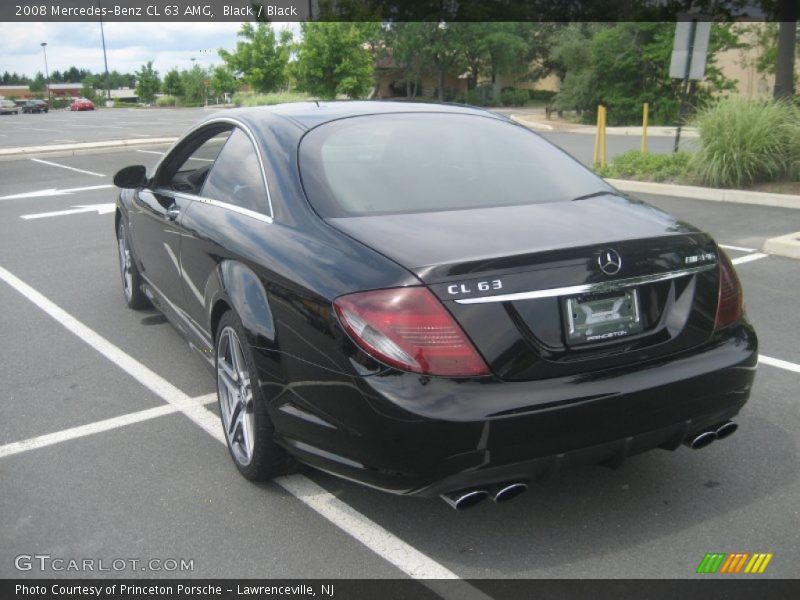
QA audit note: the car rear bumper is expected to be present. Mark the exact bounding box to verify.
[270,321,757,498]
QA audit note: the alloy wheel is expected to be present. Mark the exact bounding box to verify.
[217,327,256,465]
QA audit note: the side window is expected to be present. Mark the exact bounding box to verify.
[201,128,269,215]
[165,130,231,195]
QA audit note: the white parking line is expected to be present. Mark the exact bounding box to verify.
[732,253,768,265]
[0,395,216,459]
[0,264,476,587]
[719,244,756,253]
[760,354,800,374]
[30,158,105,178]
[136,149,166,155]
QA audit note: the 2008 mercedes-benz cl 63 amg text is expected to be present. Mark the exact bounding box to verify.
[113,102,757,510]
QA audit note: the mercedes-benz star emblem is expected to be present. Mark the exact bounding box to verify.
[598,248,622,275]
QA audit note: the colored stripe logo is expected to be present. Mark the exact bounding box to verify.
[697,552,773,574]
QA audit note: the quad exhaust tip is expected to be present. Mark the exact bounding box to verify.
[685,420,737,450]
[441,489,489,511]
[491,482,528,503]
[715,420,738,440]
[441,482,528,510]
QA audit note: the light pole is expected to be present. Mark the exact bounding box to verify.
[100,16,111,103]
[40,42,50,104]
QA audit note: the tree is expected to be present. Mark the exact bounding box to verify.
[219,23,292,93]
[293,22,379,99]
[209,65,238,100]
[80,81,98,103]
[135,61,160,103]
[551,23,742,125]
[387,22,430,97]
[162,68,183,97]
[29,72,45,93]
[181,65,206,104]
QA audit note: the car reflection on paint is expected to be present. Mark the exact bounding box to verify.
[111,102,757,510]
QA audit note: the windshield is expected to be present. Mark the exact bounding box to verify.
[298,112,611,218]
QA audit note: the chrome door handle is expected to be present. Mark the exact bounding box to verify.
[166,207,180,221]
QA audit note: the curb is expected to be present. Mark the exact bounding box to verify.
[607,178,800,210]
[512,115,699,137]
[0,137,178,158]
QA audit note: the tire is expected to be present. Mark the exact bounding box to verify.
[215,310,295,481]
[116,220,149,309]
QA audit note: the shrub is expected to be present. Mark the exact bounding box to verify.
[155,95,177,107]
[232,91,313,107]
[499,88,530,107]
[690,96,800,188]
[529,89,557,103]
[595,150,694,183]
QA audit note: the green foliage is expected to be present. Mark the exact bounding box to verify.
[155,95,178,107]
[50,97,70,109]
[552,23,741,125]
[29,73,45,93]
[690,96,800,187]
[181,65,207,104]
[293,22,378,99]
[80,82,98,103]
[209,65,239,99]
[219,23,292,93]
[162,69,183,97]
[231,91,313,107]
[135,61,160,103]
[499,88,530,106]
[595,150,694,182]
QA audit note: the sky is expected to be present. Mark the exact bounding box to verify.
[0,22,298,79]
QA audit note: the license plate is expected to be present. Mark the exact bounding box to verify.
[564,289,642,344]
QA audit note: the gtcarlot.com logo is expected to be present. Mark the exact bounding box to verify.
[14,554,194,573]
[696,552,774,574]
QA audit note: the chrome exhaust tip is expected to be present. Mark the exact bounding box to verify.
[715,420,738,440]
[441,489,489,511]
[686,429,717,450]
[491,482,528,503]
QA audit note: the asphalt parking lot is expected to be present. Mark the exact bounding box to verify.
[0,110,799,583]
[0,107,207,148]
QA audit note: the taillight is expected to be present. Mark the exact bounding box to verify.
[714,250,743,329]
[334,287,490,377]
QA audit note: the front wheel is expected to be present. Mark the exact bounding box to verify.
[215,311,294,481]
[116,220,149,309]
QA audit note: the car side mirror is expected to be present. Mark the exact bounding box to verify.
[113,165,148,189]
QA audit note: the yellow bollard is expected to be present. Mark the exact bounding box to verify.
[593,105,601,165]
[641,102,649,155]
[593,105,608,167]
[599,106,607,167]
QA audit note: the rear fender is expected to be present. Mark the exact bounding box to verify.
[209,260,275,346]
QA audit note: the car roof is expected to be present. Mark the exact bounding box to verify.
[203,100,508,134]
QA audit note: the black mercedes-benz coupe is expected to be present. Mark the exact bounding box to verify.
[113,102,757,509]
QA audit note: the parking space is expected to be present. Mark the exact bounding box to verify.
[1,131,799,582]
[0,108,206,149]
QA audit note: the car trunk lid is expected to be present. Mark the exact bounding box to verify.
[327,196,720,380]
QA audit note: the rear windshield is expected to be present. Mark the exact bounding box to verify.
[298,112,610,217]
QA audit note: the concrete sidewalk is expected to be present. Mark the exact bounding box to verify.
[512,114,699,137]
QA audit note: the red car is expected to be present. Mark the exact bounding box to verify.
[70,98,95,111]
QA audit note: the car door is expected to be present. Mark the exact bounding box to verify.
[178,126,273,332]
[130,127,232,313]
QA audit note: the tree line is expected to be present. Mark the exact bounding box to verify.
[8,22,793,124]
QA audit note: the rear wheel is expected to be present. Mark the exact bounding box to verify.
[215,311,294,481]
[116,220,149,309]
